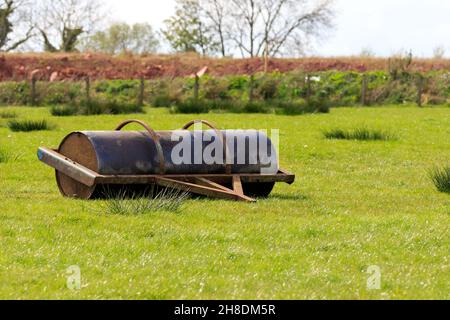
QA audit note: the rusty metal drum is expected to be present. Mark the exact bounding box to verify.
[55,120,279,199]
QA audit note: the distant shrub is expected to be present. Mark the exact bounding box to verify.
[82,99,144,115]
[173,99,210,114]
[276,98,330,115]
[0,111,17,119]
[50,105,78,117]
[0,82,30,105]
[203,77,230,100]
[323,128,396,141]
[430,166,450,194]
[41,82,82,105]
[151,94,179,108]
[243,101,271,114]
[52,99,144,116]
[257,76,279,100]
[8,120,54,132]
[95,80,138,95]
[388,51,413,80]
[228,76,248,90]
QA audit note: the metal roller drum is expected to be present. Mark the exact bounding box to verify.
[55,128,279,199]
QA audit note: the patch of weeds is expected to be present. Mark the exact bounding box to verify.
[0,111,17,119]
[50,105,78,117]
[323,128,396,141]
[51,99,144,116]
[276,98,330,115]
[7,120,54,132]
[430,165,450,194]
[243,101,271,114]
[100,187,190,215]
[0,146,20,163]
[173,99,210,114]
[82,99,144,115]
[151,94,179,108]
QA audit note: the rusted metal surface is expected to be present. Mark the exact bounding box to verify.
[115,119,166,174]
[59,130,277,176]
[37,119,295,201]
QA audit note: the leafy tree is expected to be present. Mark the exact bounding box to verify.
[162,0,218,56]
[85,22,159,55]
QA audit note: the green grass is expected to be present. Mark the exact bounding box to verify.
[323,128,396,141]
[7,119,54,132]
[430,166,450,194]
[0,105,449,300]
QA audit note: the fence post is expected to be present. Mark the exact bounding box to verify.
[361,74,368,106]
[194,75,200,100]
[305,74,312,101]
[85,76,91,102]
[30,77,37,106]
[416,75,424,107]
[138,76,145,107]
[249,74,255,103]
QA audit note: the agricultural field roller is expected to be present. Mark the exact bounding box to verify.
[37,119,295,202]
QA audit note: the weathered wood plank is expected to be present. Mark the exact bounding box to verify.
[37,147,98,187]
[155,177,255,202]
[232,175,244,195]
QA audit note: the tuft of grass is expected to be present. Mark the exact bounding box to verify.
[0,111,17,119]
[0,146,20,163]
[100,187,190,215]
[50,105,78,117]
[430,165,450,194]
[7,119,54,132]
[323,128,396,141]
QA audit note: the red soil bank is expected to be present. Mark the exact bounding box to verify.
[1,53,449,81]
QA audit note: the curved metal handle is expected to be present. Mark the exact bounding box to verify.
[182,120,232,174]
[115,120,166,174]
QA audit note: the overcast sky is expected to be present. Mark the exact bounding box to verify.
[108,0,450,57]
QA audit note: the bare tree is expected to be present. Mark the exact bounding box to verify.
[229,0,261,58]
[201,0,229,57]
[35,0,105,52]
[229,0,334,58]
[0,0,34,51]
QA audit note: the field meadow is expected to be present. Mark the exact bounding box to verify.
[0,105,449,300]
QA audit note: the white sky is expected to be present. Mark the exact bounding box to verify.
[108,0,450,57]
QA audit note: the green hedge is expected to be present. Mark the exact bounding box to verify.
[0,71,448,112]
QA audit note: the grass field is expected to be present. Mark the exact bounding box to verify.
[0,105,449,300]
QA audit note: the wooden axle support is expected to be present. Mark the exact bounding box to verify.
[38,147,295,202]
